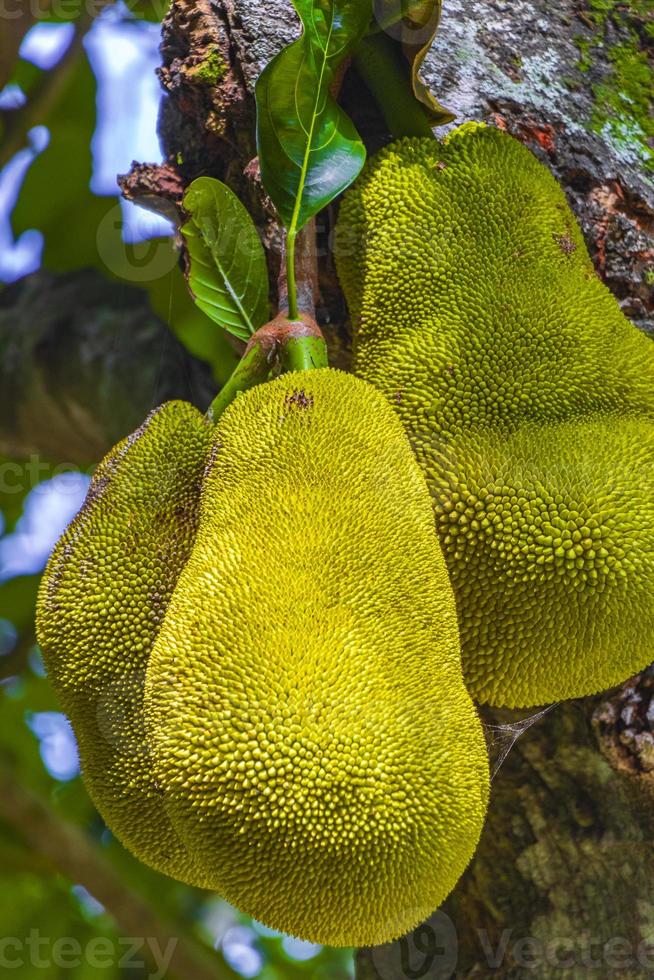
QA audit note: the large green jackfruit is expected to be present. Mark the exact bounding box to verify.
[36,402,214,884]
[145,369,488,947]
[336,124,654,707]
[37,369,489,947]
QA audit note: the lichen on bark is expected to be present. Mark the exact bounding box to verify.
[421,0,654,333]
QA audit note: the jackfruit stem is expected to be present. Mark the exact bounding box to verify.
[206,314,328,420]
[279,334,329,373]
[353,32,436,139]
[206,340,272,421]
[268,312,328,375]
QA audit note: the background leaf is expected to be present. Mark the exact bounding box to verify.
[373,0,454,124]
[256,0,372,233]
[0,575,41,633]
[181,177,270,342]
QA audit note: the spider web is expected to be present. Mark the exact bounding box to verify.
[483,704,558,779]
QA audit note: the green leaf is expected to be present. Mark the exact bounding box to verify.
[146,256,239,385]
[10,53,238,381]
[181,177,270,342]
[373,0,454,124]
[255,0,372,233]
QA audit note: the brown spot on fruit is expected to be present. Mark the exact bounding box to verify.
[285,389,314,410]
[554,233,577,256]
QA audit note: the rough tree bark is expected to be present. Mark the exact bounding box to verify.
[3,0,653,976]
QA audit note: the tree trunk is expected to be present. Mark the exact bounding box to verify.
[358,682,654,978]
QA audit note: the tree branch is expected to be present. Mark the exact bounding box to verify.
[0,269,216,464]
[0,756,239,980]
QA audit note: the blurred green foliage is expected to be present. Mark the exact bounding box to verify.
[7,9,236,385]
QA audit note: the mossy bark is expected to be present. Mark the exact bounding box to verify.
[355,688,654,978]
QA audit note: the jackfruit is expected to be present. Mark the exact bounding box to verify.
[335,124,654,707]
[37,369,489,947]
[145,369,488,947]
[36,401,214,884]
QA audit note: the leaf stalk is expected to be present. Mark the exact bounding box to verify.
[286,229,299,321]
[353,31,436,139]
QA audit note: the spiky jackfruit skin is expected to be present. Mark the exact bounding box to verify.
[36,402,214,884]
[145,369,489,947]
[335,124,654,707]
